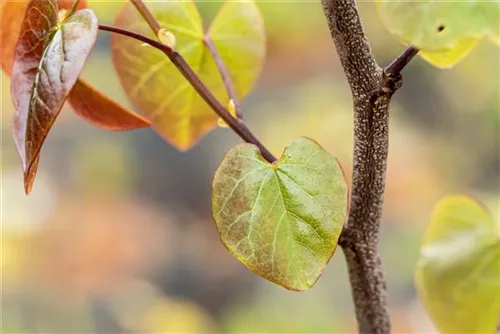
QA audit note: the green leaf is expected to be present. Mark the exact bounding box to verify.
[415,196,500,333]
[377,1,500,68]
[212,137,348,291]
[11,0,98,194]
[111,0,265,150]
[418,37,478,69]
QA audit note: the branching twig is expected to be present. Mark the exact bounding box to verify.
[98,25,275,163]
[203,36,243,120]
[122,0,274,161]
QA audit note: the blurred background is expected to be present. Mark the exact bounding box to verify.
[1,1,499,333]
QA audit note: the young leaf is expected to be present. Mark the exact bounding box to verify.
[0,0,87,75]
[415,196,500,333]
[1,0,148,133]
[68,79,150,130]
[212,137,348,291]
[111,0,265,150]
[10,0,98,194]
[377,1,500,68]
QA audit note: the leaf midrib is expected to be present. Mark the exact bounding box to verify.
[26,26,60,165]
[269,167,322,285]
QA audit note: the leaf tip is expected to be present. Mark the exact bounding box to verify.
[24,179,34,196]
[23,157,40,196]
[58,9,69,23]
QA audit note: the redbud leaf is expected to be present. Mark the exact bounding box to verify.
[1,0,149,135]
[377,1,500,68]
[416,196,500,333]
[68,79,150,130]
[212,137,348,291]
[10,0,98,194]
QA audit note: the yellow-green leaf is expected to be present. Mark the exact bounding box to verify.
[111,0,265,150]
[212,137,348,291]
[419,37,478,69]
[377,1,500,68]
[416,196,500,333]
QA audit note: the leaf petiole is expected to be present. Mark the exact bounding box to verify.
[203,35,243,121]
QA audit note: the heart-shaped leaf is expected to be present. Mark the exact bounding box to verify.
[11,0,98,194]
[111,0,265,150]
[377,1,500,68]
[1,0,149,135]
[416,196,500,333]
[212,137,348,291]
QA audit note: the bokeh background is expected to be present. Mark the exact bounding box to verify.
[1,1,499,333]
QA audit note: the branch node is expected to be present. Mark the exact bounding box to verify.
[380,70,403,96]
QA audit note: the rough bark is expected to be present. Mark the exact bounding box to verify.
[321,1,404,333]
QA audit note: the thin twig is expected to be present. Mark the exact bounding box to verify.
[385,45,419,77]
[130,0,161,34]
[98,24,276,163]
[68,0,82,15]
[203,36,243,120]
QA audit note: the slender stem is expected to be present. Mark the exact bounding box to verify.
[98,24,276,163]
[69,0,82,15]
[385,45,419,77]
[130,0,161,34]
[203,36,243,120]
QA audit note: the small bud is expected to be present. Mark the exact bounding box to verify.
[218,99,237,128]
[158,28,176,49]
[58,9,69,23]
[141,43,151,47]
[228,99,237,118]
[217,118,229,128]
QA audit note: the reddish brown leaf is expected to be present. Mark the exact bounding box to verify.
[68,79,150,130]
[0,0,86,75]
[11,0,98,194]
[1,0,149,137]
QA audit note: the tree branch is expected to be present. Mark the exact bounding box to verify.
[385,45,419,78]
[321,1,400,333]
[322,1,381,95]
[99,24,275,163]
[203,36,243,120]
